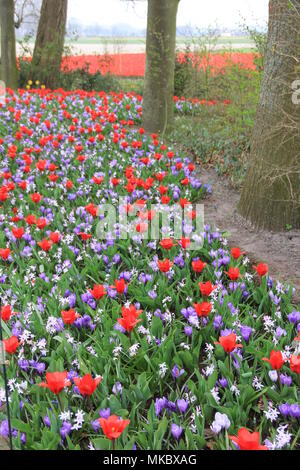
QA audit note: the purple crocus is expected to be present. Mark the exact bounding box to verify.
[171,365,185,380]
[99,407,111,419]
[240,325,253,342]
[177,399,189,414]
[171,423,183,440]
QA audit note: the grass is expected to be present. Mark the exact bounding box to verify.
[117,61,262,190]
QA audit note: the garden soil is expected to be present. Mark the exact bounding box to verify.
[200,167,300,304]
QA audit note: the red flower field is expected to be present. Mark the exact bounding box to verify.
[61,52,258,77]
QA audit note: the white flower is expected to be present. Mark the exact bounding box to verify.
[158,362,168,378]
[60,410,72,422]
[72,409,85,430]
[244,272,253,282]
[203,364,215,377]
[230,383,240,396]
[210,386,220,403]
[274,424,292,449]
[252,376,264,391]
[129,343,140,357]
[264,403,280,422]
[113,346,123,357]
[87,346,97,356]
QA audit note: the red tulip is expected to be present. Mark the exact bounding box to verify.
[136,222,148,233]
[61,309,80,325]
[229,428,269,451]
[117,305,143,332]
[187,210,196,220]
[0,248,11,260]
[193,302,212,317]
[99,415,130,441]
[231,247,245,259]
[158,259,173,273]
[215,332,242,353]
[160,238,174,250]
[49,232,61,244]
[192,260,207,273]
[38,239,52,252]
[74,374,102,396]
[179,198,189,209]
[113,278,126,294]
[121,305,142,319]
[199,281,215,297]
[36,160,47,171]
[30,193,42,203]
[92,176,104,185]
[161,195,170,204]
[253,262,268,277]
[36,218,47,230]
[117,313,141,332]
[86,203,98,218]
[290,354,300,374]
[39,371,71,395]
[25,214,36,225]
[12,227,24,239]
[111,177,121,186]
[179,237,190,249]
[147,209,155,221]
[1,305,12,322]
[3,336,21,354]
[78,232,92,241]
[158,185,168,195]
[89,284,106,300]
[262,350,284,370]
[225,266,240,281]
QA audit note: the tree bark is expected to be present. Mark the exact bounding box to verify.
[142,0,179,135]
[32,0,68,88]
[0,0,18,89]
[238,0,300,231]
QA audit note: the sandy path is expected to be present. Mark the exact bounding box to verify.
[199,166,300,304]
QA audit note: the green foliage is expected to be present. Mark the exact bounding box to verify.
[240,20,267,71]
[171,44,262,187]
[17,36,121,92]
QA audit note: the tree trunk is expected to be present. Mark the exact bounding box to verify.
[238,0,300,231]
[142,0,179,135]
[32,0,68,88]
[0,0,18,89]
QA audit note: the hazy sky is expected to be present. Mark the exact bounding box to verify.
[68,0,269,28]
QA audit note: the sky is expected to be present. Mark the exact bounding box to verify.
[68,0,269,29]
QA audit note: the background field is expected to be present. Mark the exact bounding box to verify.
[18,36,256,55]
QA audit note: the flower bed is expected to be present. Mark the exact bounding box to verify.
[0,88,299,450]
[60,52,258,77]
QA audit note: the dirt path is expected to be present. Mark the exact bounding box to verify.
[200,167,300,305]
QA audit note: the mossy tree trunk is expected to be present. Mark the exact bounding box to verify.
[32,0,68,89]
[0,0,18,89]
[142,0,179,135]
[238,0,300,231]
